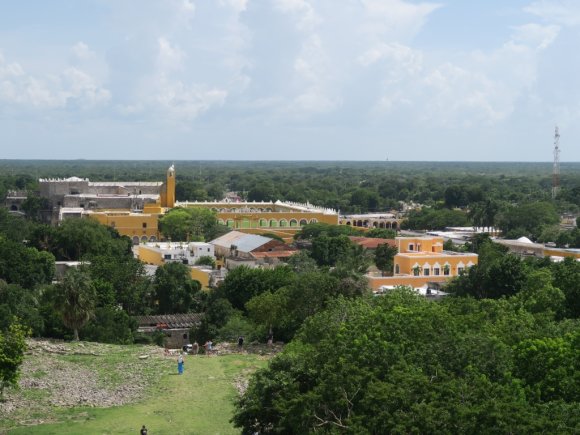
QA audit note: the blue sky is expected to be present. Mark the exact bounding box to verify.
[0,0,579,161]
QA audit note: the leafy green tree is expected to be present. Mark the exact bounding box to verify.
[87,255,151,315]
[310,235,358,267]
[0,238,55,289]
[374,243,398,276]
[514,332,580,402]
[194,256,216,268]
[80,307,137,344]
[159,207,228,242]
[218,266,295,311]
[56,268,96,341]
[286,251,318,274]
[0,319,28,399]
[246,291,288,341]
[365,228,396,239]
[402,207,469,230]
[20,195,49,222]
[153,262,202,314]
[350,188,380,212]
[247,183,277,202]
[175,180,208,202]
[295,223,362,240]
[0,208,31,242]
[191,297,236,343]
[234,290,580,434]
[496,202,559,240]
[0,281,44,335]
[39,218,131,261]
[551,257,580,318]
[515,269,565,318]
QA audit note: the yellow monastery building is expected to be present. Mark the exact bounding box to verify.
[42,165,338,244]
[366,236,478,290]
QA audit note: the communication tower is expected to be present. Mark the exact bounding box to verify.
[552,126,561,199]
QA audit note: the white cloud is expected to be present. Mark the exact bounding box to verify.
[274,0,319,30]
[155,79,227,120]
[71,42,96,61]
[0,51,110,110]
[511,23,560,49]
[361,0,442,42]
[157,37,186,72]
[525,0,580,26]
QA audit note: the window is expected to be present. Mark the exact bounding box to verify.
[164,254,171,260]
[413,268,420,276]
[443,266,450,276]
[457,267,464,275]
[409,244,414,251]
[395,264,400,274]
[434,268,440,276]
[423,268,430,276]
[142,222,147,228]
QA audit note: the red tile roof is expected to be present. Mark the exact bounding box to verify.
[251,250,297,259]
[348,237,396,249]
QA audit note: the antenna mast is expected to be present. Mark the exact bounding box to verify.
[552,125,561,199]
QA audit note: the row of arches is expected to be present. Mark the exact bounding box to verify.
[218,218,318,229]
[344,220,400,230]
[132,235,157,245]
[211,207,274,213]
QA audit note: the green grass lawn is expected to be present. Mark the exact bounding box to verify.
[6,353,266,435]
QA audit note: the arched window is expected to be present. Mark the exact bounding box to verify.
[132,236,140,245]
[279,219,288,227]
[141,236,149,243]
[289,219,298,227]
[226,219,235,228]
[149,236,157,242]
[269,219,278,227]
[299,219,308,226]
[259,219,268,227]
[310,218,318,224]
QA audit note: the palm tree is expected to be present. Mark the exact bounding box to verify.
[57,268,96,341]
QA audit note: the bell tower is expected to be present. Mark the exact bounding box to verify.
[165,164,175,208]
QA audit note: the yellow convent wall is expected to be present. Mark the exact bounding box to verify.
[544,248,580,259]
[190,267,210,289]
[90,212,161,244]
[137,245,164,265]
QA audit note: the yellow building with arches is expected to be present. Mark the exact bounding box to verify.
[52,166,338,243]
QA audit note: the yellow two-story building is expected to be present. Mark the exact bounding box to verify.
[367,236,478,290]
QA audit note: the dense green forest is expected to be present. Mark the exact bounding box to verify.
[1,160,579,213]
[1,161,579,431]
[2,159,580,244]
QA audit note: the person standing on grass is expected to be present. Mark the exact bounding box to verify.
[204,340,213,356]
[238,336,244,351]
[192,341,199,355]
[140,425,148,434]
[177,353,184,374]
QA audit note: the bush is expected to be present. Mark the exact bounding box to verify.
[217,314,265,343]
[152,330,166,347]
[80,307,137,344]
[133,333,153,345]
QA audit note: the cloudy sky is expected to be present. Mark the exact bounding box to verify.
[1,0,579,161]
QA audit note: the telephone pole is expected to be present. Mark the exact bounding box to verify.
[552,126,561,199]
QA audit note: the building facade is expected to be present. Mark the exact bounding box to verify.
[44,166,337,243]
[366,236,478,290]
